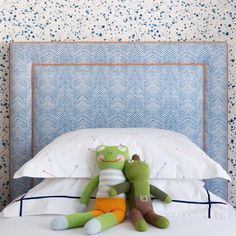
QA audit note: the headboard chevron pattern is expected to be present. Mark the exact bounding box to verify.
[32,64,205,153]
[10,42,228,200]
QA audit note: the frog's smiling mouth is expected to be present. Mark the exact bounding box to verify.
[97,155,124,162]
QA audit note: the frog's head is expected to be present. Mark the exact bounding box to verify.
[124,154,150,181]
[96,145,129,170]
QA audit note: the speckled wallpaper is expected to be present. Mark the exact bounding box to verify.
[0,0,235,210]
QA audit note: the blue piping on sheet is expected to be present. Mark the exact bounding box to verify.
[15,194,226,217]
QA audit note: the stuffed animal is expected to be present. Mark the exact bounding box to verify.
[109,154,172,232]
[51,145,129,234]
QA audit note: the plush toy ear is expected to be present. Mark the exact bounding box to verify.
[96,145,106,152]
[132,154,140,161]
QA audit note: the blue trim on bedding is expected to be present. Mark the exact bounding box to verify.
[152,198,226,205]
[170,199,226,205]
[19,195,25,217]
[206,189,212,218]
[15,194,226,217]
[14,195,96,203]
[15,195,227,205]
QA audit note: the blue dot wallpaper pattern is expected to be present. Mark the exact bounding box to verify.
[0,0,235,210]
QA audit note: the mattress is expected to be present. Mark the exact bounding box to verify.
[1,205,235,236]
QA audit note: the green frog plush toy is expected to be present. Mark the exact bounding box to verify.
[51,145,129,234]
[109,154,172,232]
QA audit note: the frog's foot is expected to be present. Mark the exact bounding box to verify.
[130,208,148,232]
[84,218,102,234]
[134,219,148,232]
[155,216,169,229]
[84,211,122,235]
[51,216,68,230]
[145,211,169,229]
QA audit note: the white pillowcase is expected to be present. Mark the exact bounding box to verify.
[14,128,230,180]
[3,178,228,219]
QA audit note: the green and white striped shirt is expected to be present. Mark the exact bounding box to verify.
[96,169,126,198]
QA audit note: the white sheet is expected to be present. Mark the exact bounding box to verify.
[1,205,236,236]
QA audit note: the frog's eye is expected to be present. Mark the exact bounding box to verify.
[118,146,127,152]
[96,145,106,152]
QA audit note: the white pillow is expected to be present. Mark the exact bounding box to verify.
[3,178,228,219]
[14,128,230,180]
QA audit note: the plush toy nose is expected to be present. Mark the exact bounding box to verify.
[132,154,140,161]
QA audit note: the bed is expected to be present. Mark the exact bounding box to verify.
[1,41,235,235]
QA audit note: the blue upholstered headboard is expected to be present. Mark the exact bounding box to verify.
[9,42,228,200]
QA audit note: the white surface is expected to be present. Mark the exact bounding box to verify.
[3,178,227,219]
[0,205,236,236]
[14,128,230,180]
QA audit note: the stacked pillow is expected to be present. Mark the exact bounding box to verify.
[4,128,230,219]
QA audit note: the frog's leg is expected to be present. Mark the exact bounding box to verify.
[84,208,125,234]
[144,210,169,229]
[130,208,148,232]
[51,210,103,230]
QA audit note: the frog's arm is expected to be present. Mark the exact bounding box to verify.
[79,175,99,211]
[109,182,130,197]
[150,184,172,203]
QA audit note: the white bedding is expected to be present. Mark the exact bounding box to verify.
[3,178,228,220]
[1,205,236,236]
